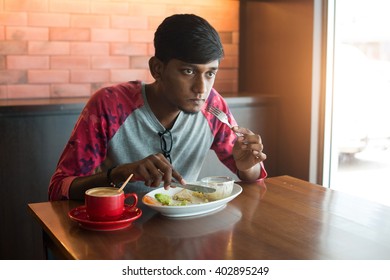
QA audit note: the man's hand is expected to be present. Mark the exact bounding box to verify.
[114,153,185,189]
[232,126,267,172]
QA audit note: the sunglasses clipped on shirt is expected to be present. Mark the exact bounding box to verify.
[158,129,173,163]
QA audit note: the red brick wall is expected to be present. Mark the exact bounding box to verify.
[0,0,239,99]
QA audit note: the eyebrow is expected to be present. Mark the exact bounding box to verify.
[181,63,219,71]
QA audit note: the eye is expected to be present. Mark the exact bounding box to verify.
[182,68,194,75]
[206,71,217,78]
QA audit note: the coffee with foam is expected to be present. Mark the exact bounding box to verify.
[86,187,121,197]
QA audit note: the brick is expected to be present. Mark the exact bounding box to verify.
[6,26,48,41]
[0,70,27,84]
[49,0,89,13]
[128,3,166,17]
[0,55,5,69]
[0,85,7,99]
[28,41,69,55]
[91,82,111,93]
[110,43,148,56]
[110,69,150,83]
[196,2,239,21]
[7,55,49,69]
[51,84,91,98]
[0,12,25,26]
[130,56,149,69]
[28,13,70,27]
[7,84,50,99]
[91,28,129,42]
[71,42,109,55]
[51,56,90,69]
[92,56,129,69]
[216,69,238,80]
[50,27,90,41]
[220,1,240,17]
[232,31,239,45]
[70,70,109,83]
[0,0,240,101]
[222,44,239,56]
[148,16,166,31]
[147,43,155,56]
[0,27,5,40]
[129,30,154,43]
[28,70,69,83]
[166,5,202,16]
[91,1,129,15]
[0,41,27,55]
[212,18,239,32]
[4,0,48,12]
[111,16,148,29]
[71,15,109,28]
[219,32,233,44]
[219,56,238,69]
[145,72,154,83]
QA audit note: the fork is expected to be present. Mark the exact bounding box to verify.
[207,105,261,159]
[206,106,241,136]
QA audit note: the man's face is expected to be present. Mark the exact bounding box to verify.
[158,59,219,113]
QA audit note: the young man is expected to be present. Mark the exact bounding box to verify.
[49,14,267,201]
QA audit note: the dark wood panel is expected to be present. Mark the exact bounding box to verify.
[0,111,80,259]
[239,0,314,180]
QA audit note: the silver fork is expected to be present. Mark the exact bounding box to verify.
[206,106,241,136]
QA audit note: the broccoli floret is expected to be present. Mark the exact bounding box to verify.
[155,193,172,205]
[178,200,188,206]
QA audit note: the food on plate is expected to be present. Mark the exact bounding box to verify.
[142,189,210,207]
[155,193,172,205]
[142,195,161,206]
[175,189,209,203]
[154,193,188,206]
[143,185,233,207]
[173,189,205,202]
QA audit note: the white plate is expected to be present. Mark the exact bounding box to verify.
[142,183,242,218]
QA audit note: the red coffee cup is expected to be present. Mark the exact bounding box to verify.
[85,187,138,221]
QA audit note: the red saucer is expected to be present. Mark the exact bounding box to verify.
[68,204,142,231]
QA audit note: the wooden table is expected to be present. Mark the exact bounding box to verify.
[28,176,390,260]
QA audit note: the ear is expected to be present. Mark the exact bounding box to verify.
[148,57,164,80]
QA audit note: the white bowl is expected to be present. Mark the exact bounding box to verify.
[142,184,242,218]
[200,176,234,201]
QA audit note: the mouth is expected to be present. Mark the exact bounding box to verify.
[181,99,205,113]
[189,98,205,104]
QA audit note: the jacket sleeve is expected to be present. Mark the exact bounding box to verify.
[205,89,267,180]
[48,82,143,201]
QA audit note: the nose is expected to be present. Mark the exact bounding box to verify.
[191,75,207,97]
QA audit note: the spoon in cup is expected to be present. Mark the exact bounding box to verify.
[117,174,134,193]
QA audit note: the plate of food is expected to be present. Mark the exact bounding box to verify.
[142,183,242,218]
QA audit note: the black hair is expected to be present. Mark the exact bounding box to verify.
[154,14,224,64]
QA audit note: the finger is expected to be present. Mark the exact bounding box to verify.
[156,167,173,189]
[250,142,265,160]
[255,151,267,161]
[233,126,254,136]
[137,164,153,186]
[151,155,175,188]
[244,133,262,144]
[236,132,261,147]
[172,169,185,185]
[241,140,263,152]
[148,166,164,187]
[139,155,166,187]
